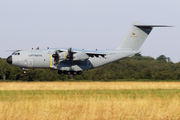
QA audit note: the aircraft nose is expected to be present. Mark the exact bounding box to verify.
[6,55,12,64]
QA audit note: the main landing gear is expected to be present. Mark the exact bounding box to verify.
[58,70,82,75]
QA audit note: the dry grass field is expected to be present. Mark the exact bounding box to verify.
[0,82,180,120]
[1,82,180,90]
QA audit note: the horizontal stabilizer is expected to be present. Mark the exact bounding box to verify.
[134,24,173,28]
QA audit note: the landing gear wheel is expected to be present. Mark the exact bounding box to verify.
[63,71,68,74]
[77,71,82,75]
[58,70,62,74]
[22,70,27,74]
[67,71,71,75]
[72,71,77,75]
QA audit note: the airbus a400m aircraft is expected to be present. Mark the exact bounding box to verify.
[6,22,170,75]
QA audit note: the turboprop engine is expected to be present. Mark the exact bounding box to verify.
[52,50,66,65]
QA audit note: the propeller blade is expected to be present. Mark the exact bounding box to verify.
[52,50,60,65]
[66,47,74,61]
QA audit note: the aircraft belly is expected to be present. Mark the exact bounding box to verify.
[59,65,84,71]
[56,60,91,71]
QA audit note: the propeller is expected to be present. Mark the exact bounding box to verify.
[66,47,74,61]
[52,50,60,66]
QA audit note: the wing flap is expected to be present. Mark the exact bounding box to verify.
[86,52,107,57]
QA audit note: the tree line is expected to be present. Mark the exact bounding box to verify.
[1,54,180,81]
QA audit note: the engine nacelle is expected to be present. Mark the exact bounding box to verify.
[73,52,88,61]
[59,52,67,60]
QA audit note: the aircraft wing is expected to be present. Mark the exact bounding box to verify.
[57,48,107,56]
[57,48,77,54]
[55,48,107,59]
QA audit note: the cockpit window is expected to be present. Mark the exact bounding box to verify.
[12,52,15,55]
[12,52,20,55]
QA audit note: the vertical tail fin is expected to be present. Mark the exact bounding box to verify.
[118,22,170,50]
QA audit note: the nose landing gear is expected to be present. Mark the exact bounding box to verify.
[22,70,27,74]
[22,68,28,74]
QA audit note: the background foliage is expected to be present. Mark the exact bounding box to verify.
[1,54,180,81]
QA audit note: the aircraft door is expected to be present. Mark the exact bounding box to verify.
[28,59,33,67]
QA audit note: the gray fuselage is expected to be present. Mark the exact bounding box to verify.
[9,48,139,71]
